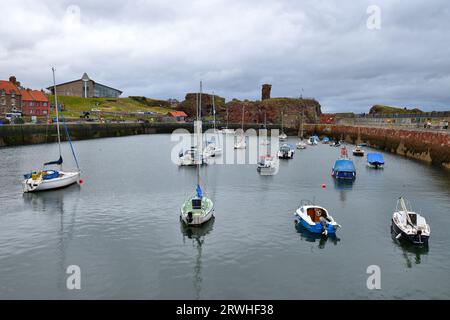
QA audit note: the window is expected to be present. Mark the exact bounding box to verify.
[11,93,15,98]
[30,110,33,114]
[43,102,48,107]
[43,110,47,115]
[29,101,34,107]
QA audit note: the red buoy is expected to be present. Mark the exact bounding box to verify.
[321,184,326,189]
[79,179,84,185]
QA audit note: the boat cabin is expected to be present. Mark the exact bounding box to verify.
[192,198,202,210]
[306,206,329,223]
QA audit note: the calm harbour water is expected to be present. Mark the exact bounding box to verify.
[1,134,450,299]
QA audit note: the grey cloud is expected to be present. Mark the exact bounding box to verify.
[0,0,449,112]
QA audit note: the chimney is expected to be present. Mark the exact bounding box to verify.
[262,84,271,100]
[9,76,17,85]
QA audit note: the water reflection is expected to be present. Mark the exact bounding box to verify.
[22,185,81,290]
[333,179,354,202]
[180,217,215,300]
[390,225,429,268]
[295,222,341,249]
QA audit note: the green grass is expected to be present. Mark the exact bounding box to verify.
[370,105,423,114]
[48,95,173,116]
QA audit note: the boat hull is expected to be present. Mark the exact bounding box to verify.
[23,171,80,193]
[180,197,214,226]
[295,215,337,234]
[391,220,429,245]
[353,151,364,157]
[367,163,384,169]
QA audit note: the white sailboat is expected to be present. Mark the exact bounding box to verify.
[22,68,81,193]
[180,82,214,226]
[203,92,222,157]
[222,106,234,134]
[179,92,206,166]
[279,111,287,141]
[234,105,246,149]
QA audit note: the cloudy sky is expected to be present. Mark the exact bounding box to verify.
[0,0,449,112]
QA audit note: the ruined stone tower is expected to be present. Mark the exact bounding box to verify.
[261,84,271,100]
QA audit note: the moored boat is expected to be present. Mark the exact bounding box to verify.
[180,82,214,226]
[352,146,365,157]
[296,140,307,149]
[367,153,384,168]
[331,147,356,180]
[257,155,279,175]
[278,143,295,159]
[392,197,430,245]
[294,200,341,236]
[22,68,81,193]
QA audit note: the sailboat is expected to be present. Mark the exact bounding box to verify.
[179,93,207,166]
[296,109,307,149]
[180,82,215,226]
[22,68,81,193]
[203,92,222,157]
[260,111,270,145]
[279,111,287,141]
[234,105,246,149]
[392,197,430,245]
[222,106,234,134]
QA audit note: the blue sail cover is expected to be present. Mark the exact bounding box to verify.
[367,153,384,165]
[196,184,203,198]
[44,155,63,166]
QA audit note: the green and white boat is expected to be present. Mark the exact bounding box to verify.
[180,81,214,226]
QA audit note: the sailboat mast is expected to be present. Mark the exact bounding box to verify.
[212,91,216,132]
[52,67,62,170]
[197,81,202,188]
[241,105,244,130]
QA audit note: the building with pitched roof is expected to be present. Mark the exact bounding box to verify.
[47,72,122,98]
[0,76,22,114]
[20,89,50,116]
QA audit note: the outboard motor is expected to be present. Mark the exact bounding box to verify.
[187,212,193,223]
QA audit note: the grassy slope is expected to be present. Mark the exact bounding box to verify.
[370,104,423,114]
[48,95,172,117]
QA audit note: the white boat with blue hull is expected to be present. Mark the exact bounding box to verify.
[294,200,340,236]
[392,197,430,245]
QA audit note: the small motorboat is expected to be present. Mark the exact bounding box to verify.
[257,155,279,175]
[296,140,307,149]
[279,132,288,141]
[307,136,318,145]
[322,137,330,144]
[179,147,206,166]
[392,197,430,245]
[330,140,341,147]
[352,146,365,157]
[203,137,222,158]
[331,147,356,180]
[294,200,341,236]
[278,143,295,159]
[367,153,384,169]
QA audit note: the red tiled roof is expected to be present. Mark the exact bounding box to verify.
[30,90,48,102]
[0,80,21,94]
[20,89,49,102]
[169,111,188,117]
